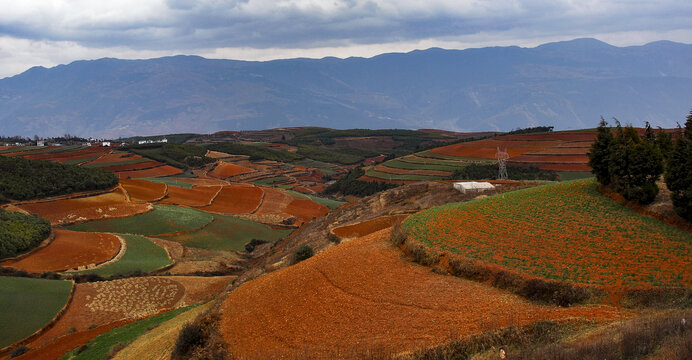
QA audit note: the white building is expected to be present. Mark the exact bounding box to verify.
[102,141,111,147]
[453,181,495,194]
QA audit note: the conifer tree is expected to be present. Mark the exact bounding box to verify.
[588,117,614,185]
[665,111,692,220]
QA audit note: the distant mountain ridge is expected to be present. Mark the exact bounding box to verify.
[1,38,691,137]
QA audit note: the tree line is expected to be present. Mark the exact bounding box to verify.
[588,111,691,220]
[0,209,51,259]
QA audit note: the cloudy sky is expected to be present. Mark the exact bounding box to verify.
[1,0,691,78]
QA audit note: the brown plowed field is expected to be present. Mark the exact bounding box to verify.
[116,165,183,179]
[208,162,255,179]
[332,215,408,239]
[159,185,222,207]
[373,164,452,177]
[18,188,150,225]
[284,199,329,223]
[172,177,229,186]
[254,187,293,216]
[103,160,162,172]
[431,138,561,158]
[21,147,111,162]
[0,230,120,272]
[120,179,167,202]
[85,152,141,165]
[201,184,264,214]
[220,228,628,359]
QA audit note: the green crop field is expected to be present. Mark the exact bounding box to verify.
[291,158,339,175]
[252,176,288,186]
[58,305,196,360]
[0,146,42,154]
[287,190,345,210]
[79,234,171,276]
[380,159,464,172]
[136,177,194,189]
[404,179,692,287]
[67,205,213,235]
[161,215,292,251]
[0,277,73,347]
[557,171,594,181]
[364,168,443,181]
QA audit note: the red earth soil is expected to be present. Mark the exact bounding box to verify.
[284,198,329,223]
[208,162,255,179]
[18,188,150,225]
[253,187,293,216]
[116,165,183,179]
[0,230,120,272]
[431,138,562,159]
[373,164,452,176]
[120,179,167,202]
[499,131,596,142]
[159,185,222,207]
[528,147,591,155]
[509,154,589,164]
[220,228,630,359]
[20,147,111,162]
[103,160,162,172]
[172,177,230,186]
[201,184,264,214]
[511,163,592,171]
[84,152,142,165]
[332,215,408,239]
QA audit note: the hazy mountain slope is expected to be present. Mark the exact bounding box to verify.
[1,38,691,137]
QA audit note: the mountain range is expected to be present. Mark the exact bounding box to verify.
[1,38,691,138]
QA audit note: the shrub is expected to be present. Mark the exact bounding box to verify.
[389,221,407,246]
[294,244,314,263]
[10,345,29,358]
[173,323,204,358]
[245,239,269,252]
[404,238,439,266]
[0,208,51,259]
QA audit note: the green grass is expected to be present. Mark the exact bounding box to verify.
[136,177,194,189]
[66,205,213,235]
[0,277,73,347]
[78,234,171,277]
[404,179,692,287]
[0,146,42,154]
[161,215,292,251]
[252,176,288,186]
[381,159,461,172]
[58,305,197,360]
[291,159,339,175]
[558,171,594,181]
[364,168,444,181]
[286,190,345,209]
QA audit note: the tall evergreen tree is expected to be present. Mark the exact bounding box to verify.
[588,117,614,185]
[609,124,663,204]
[655,127,673,164]
[665,111,692,220]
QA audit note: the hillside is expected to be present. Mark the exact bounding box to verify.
[2,39,692,137]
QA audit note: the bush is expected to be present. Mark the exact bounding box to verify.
[0,208,51,259]
[323,167,398,196]
[10,345,28,358]
[404,239,439,266]
[173,323,204,358]
[294,244,314,263]
[245,239,269,252]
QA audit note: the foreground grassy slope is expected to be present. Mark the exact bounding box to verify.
[66,205,213,235]
[404,179,692,287]
[79,234,171,276]
[0,277,72,347]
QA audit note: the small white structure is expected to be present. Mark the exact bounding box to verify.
[102,141,111,147]
[453,181,495,194]
[36,140,45,146]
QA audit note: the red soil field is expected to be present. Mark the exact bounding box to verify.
[18,188,150,225]
[284,199,329,223]
[431,138,562,159]
[159,185,222,207]
[85,152,142,165]
[208,162,255,179]
[116,165,183,179]
[172,177,230,186]
[201,184,264,214]
[120,179,167,202]
[20,147,111,162]
[528,147,591,155]
[332,215,408,239]
[500,131,597,142]
[103,160,162,172]
[220,229,628,359]
[253,187,293,216]
[374,164,451,177]
[0,230,120,272]
[509,154,589,164]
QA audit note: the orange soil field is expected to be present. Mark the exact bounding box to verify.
[201,184,264,214]
[116,165,183,179]
[103,160,162,172]
[120,179,167,202]
[500,131,596,142]
[84,152,142,165]
[208,162,255,179]
[20,147,111,161]
[0,230,120,272]
[373,164,452,176]
[528,147,591,155]
[159,185,222,207]
[531,163,592,171]
[253,187,293,216]
[332,215,408,239]
[220,229,628,359]
[284,199,329,223]
[25,276,233,353]
[18,188,150,225]
[172,177,230,186]
[431,138,561,159]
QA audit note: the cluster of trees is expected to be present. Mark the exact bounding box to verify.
[588,113,691,220]
[505,126,554,135]
[449,163,559,181]
[323,167,398,196]
[0,156,119,201]
[0,209,51,259]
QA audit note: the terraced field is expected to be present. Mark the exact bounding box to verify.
[77,234,171,277]
[404,179,692,287]
[0,277,73,348]
[66,205,213,236]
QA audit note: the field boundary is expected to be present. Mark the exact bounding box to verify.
[63,234,127,273]
[0,229,56,264]
[9,185,120,205]
[249,187,266,214]
[192,185,225,208]
[0,280,76,356]
[148,216,217,238]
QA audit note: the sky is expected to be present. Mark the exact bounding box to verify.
[1,0,691,79]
